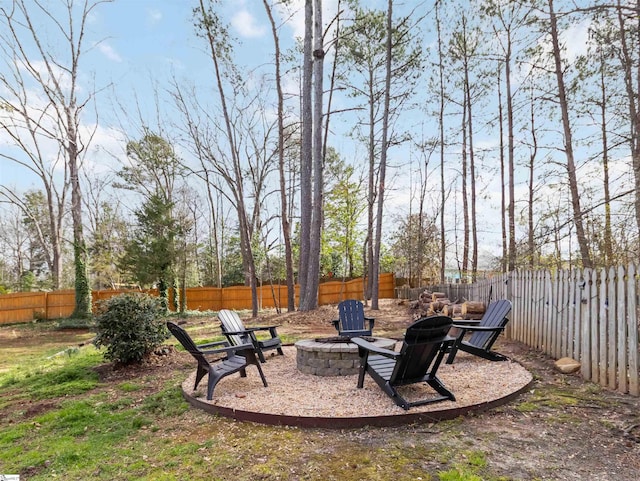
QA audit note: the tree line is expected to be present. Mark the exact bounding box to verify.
[1,0,639,316]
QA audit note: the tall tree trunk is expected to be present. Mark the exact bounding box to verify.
[371,0,393,309]
[548,0,592,268]
[263,0,295,311]
[69,123,91,318]
[497,62,508,273]
[527,86,538,269]
[305,0,324,310]
[616,0,640,249]
[436,2,446,283]
[298,0,323,311]
[365,74,376,301]
[198,0,259,315]
[463,46,478,282]
[298,0,313,306]
[597,43,613,264]
[506,31,516,272]
[461,96,469,278]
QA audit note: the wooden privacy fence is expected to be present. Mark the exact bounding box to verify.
[0,273,395,324]
[446,266,639,397]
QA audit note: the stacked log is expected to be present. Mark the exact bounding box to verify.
[430,298,451,313]
[461,301,485,320]
[407,289,434,317]
[443,303,463,319]
[429,292,450,315]
[409,291,486,321]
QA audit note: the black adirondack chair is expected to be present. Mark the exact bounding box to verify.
[445,299,512,364]
[331,300,375,338]
[218,309,283,363]
[352,315,456,410]
[166,321,267,401]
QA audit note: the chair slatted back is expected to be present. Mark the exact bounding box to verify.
[167,321,210,367]
[337,300,366,332]
[218,309,251,346]
[391,315,453,384]
[468,299,512,349]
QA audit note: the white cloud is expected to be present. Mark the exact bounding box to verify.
[232,10,266,38]
[98,42,122,63]
[147,8,162,25]
[562,19,591,62]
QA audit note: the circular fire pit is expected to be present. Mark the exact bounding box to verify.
[295,336,397,376]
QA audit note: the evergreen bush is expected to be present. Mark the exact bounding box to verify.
[93,293,169,365]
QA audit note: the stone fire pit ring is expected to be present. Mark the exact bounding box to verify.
[295,337,397,376]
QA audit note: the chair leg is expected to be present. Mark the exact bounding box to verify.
[446,344,460,364]
[427,376,456,402]
[244,350,268,387]
[356,356,368,388]
[256,349,267,363]
[255,361,268,387]
[206,368,224,400]
[194,365,208,390]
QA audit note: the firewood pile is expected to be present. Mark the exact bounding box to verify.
[408,290,486,321]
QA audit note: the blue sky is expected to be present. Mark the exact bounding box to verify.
[1,0,626,267]
[1,0,313,188]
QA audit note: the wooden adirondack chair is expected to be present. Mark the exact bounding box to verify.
[331,300,375,337]
[218,309,284,363]
[352,315,456,410]
[166,321,267,401]
[445,299,512,364]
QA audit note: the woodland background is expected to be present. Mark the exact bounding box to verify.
[1,0,639,315]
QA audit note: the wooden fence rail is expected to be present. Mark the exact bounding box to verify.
[0,273,395,324]
[448,266,639,397]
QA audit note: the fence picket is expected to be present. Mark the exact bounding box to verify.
[580,269,593,380]
[598,268,608,387]
[608,266,618,390]
[627,264,639,396]
[551,269,561,359]
[617,265,628,393]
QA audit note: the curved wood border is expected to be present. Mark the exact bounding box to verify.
[181,374,533,429]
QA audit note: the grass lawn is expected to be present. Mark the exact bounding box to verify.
[1,310,638,480]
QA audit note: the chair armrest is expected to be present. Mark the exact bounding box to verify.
[200,342,255,356]
[452,325,505,332]
[197,339,230,349]
[248,325,280,335]
[245,325,280,331]
[222,329,253,336]
[351,337,399,359]
[451,319,481,326]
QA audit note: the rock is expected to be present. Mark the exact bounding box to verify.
[555,357,581,374]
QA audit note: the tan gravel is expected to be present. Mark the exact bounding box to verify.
[181,346,533,418]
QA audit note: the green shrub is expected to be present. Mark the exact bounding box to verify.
[93,293,169,365]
